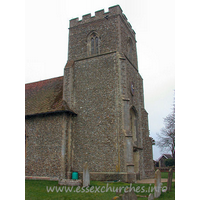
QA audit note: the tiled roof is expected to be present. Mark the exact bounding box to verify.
[163,154,172,159]
[157,154,173,161]
[25,76,75,116]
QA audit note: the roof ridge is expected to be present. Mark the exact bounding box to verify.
[25,76,63,85]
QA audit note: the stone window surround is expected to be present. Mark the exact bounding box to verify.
[87,31,100,56]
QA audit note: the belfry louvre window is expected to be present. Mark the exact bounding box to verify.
[87,31,100,56]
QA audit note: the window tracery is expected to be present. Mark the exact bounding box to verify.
[87,31,100,56]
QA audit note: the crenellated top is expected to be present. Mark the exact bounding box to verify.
[69,5,135,36]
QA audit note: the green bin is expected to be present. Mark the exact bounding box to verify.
[72,172,78,180]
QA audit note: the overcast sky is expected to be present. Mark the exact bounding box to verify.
[25,0,175,160]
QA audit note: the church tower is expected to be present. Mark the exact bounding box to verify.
[63,5,154,182]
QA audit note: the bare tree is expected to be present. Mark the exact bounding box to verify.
[157,102,175,158]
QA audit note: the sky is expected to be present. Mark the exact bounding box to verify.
[25,0,175,160]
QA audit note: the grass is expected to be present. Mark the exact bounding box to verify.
[161,172,175,179]
[25,173,175,200]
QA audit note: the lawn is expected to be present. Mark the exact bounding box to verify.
[25,173,175,200]
[161,172,175,179]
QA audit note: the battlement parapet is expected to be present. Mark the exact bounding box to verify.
[69,5,135,35]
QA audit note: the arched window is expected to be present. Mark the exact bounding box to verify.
[87,31,100,56]
[127,37,133,62]
[130,107,138,143]
[130,107,140,173]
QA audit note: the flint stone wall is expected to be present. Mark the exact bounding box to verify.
[25,113,69,178]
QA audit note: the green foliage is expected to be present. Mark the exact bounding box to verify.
[165,158,175,166]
